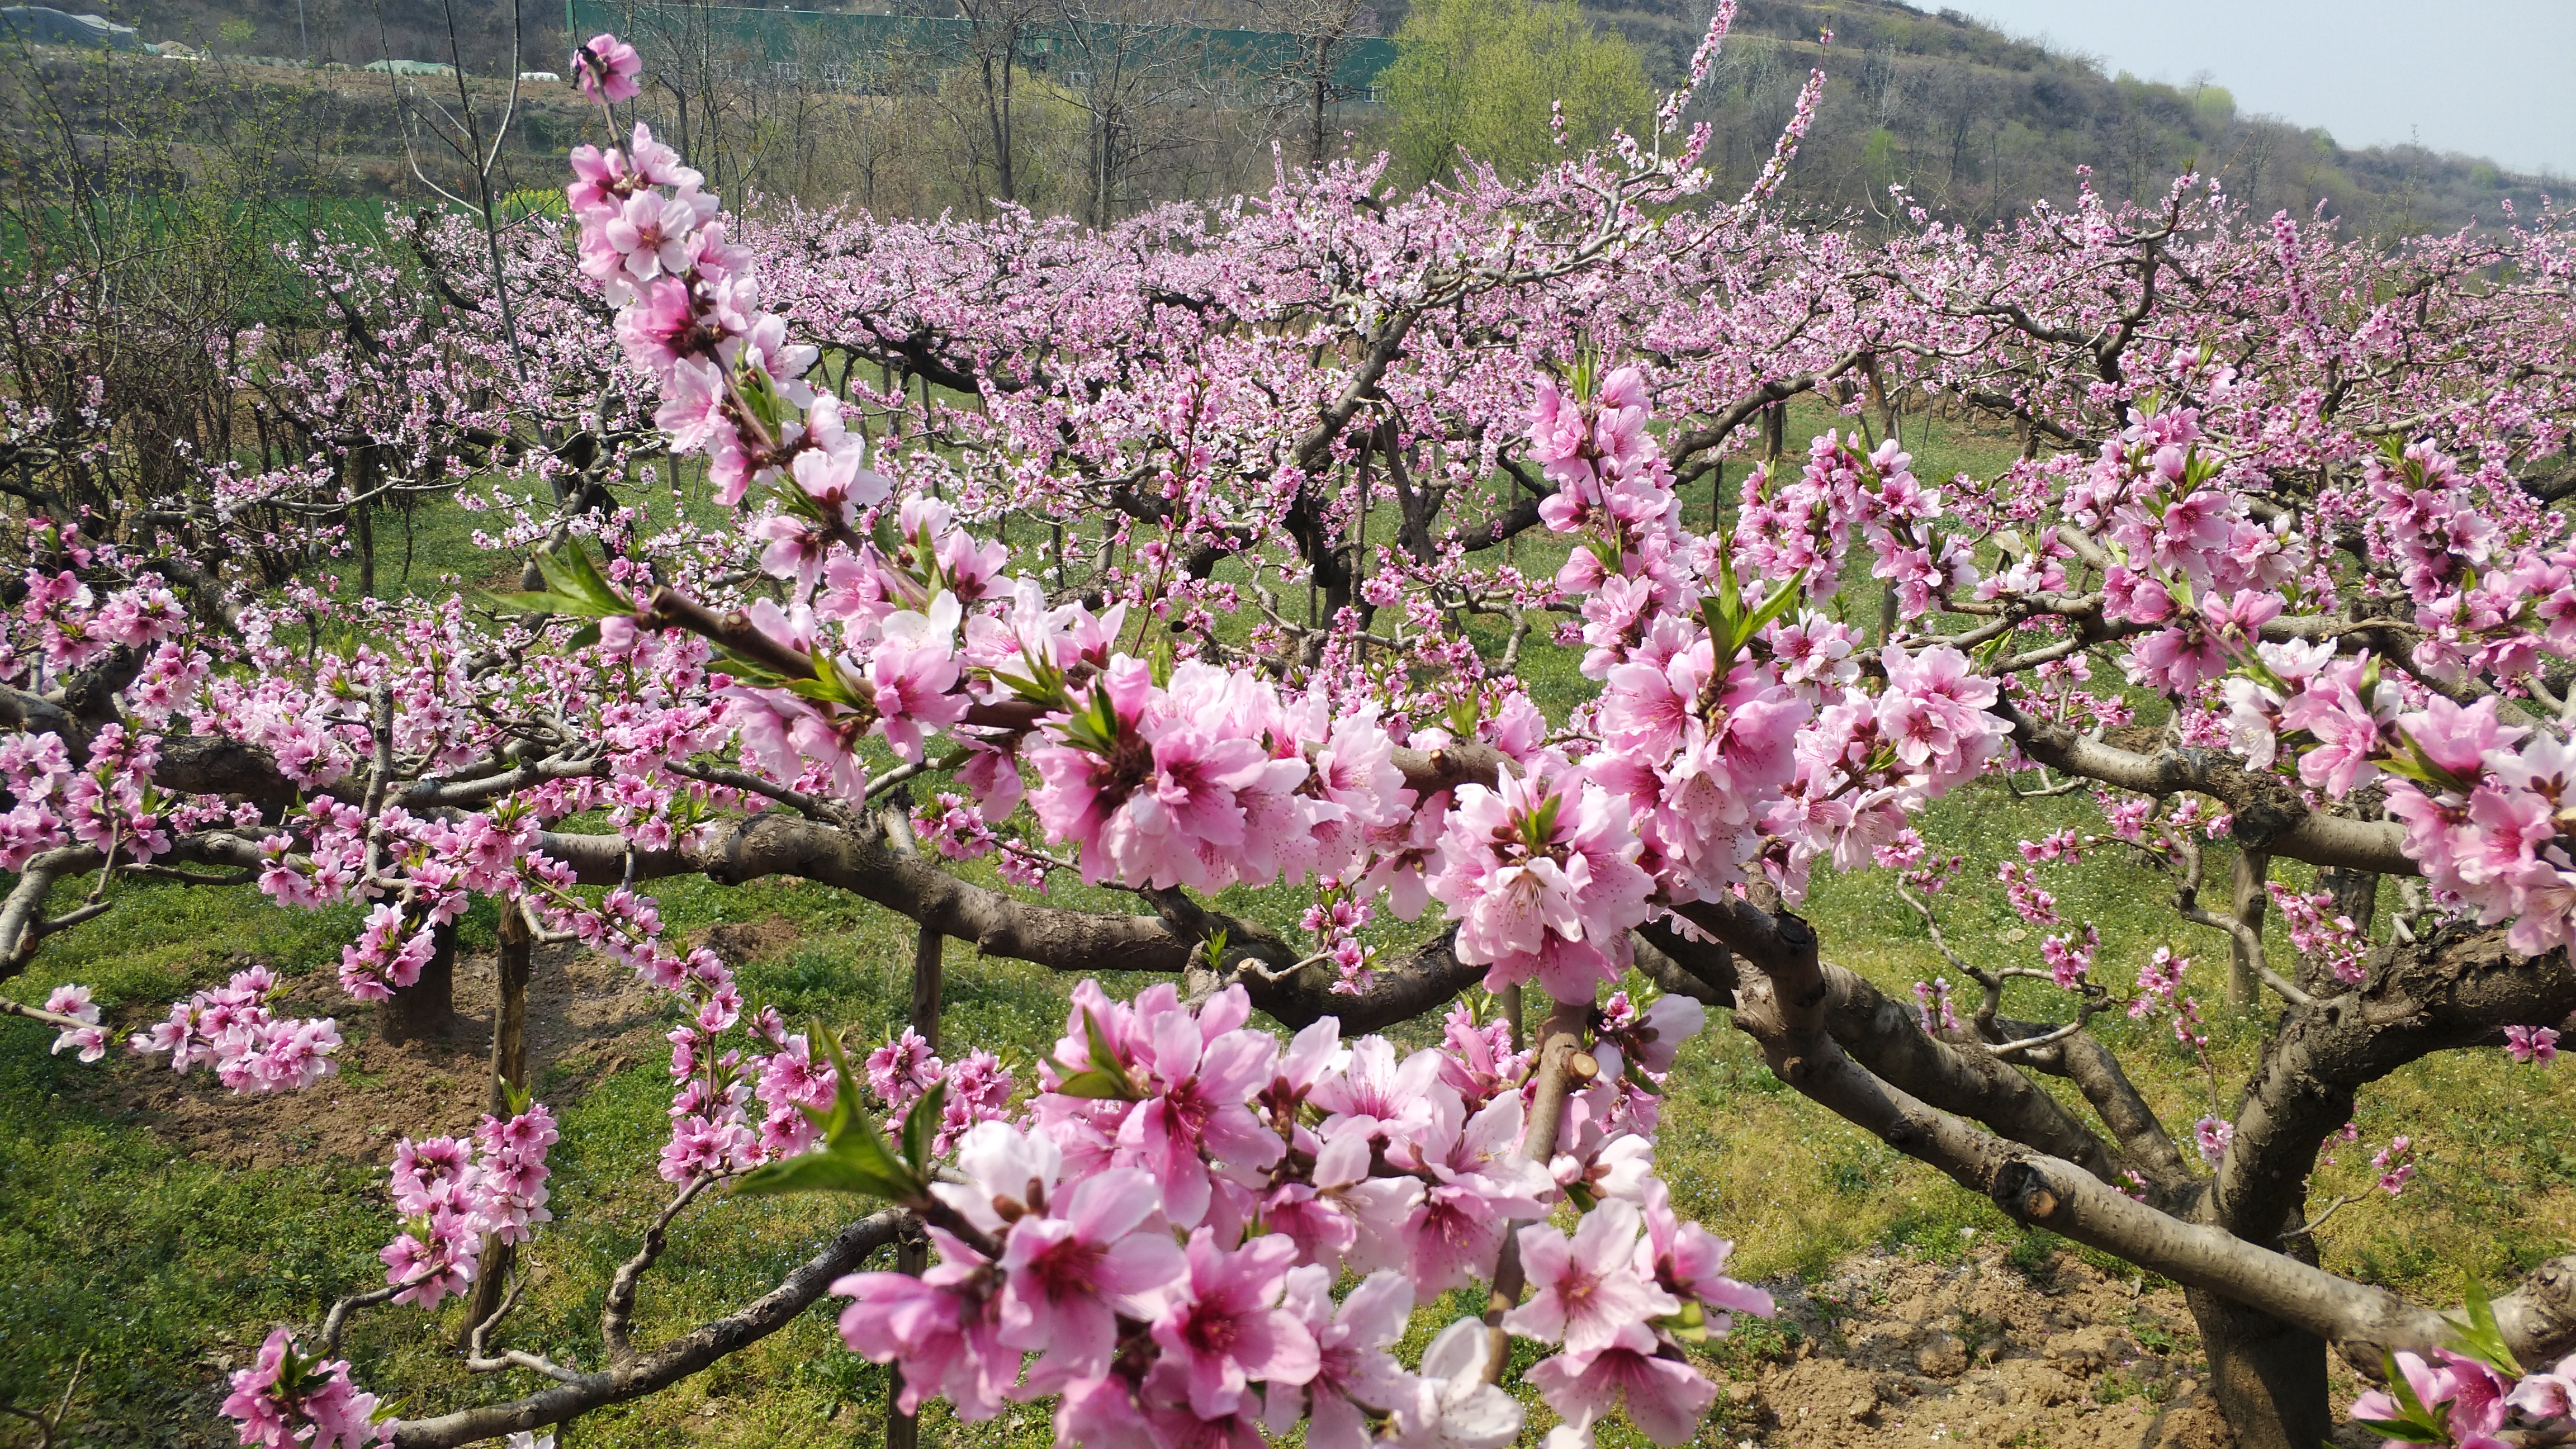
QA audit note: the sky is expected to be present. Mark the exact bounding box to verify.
[1958,1,2576,177]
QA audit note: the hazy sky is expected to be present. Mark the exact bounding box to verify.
[1958,1,2576,177]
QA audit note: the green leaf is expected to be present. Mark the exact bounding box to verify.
[533,542,630,615]
[2382,1351,2437,1428]
[482,543,633,622]
[988,664,1067,709]
[1656,1298,1710,1344]
[742,1025,927,1201]
[1625,1057,1663,1097]
[734,1148,916,1201]
[778,667,863,709]
[901,1081,949,1175]
[2452,1275,2523,1376]
[1731,567,1811,655]
[2352,1419,2444,1445]
[1698,593,1736,645]
[475,588,573,617]
[1050,1068,1142,1100]
[1083,1008,1126,1082]
[2381,727,2474,794]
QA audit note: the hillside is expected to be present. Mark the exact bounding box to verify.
[1613,0,2557,235]
[1,0,2554,234]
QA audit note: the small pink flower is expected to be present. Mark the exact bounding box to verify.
[1502,1200,1679,1355]
[574,32,642,102]
[2506,1025,2560,1066]
[1526,1339,1718,1446]
[1149,1227,1320,1420]
[995,1160,1186,1380]
[1268,1265,1415,1449]
[2193,1115,2234,1167]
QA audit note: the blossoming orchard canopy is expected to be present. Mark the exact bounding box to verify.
[8,6,2576,1448]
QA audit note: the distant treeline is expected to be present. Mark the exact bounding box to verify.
[0,0,2553,238]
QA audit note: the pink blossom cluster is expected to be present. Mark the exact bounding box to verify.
[219,1327,385,1448]
[2375,702,2576,957]
[1760,645,2006,900]
[1734,432,1969,618]
[0,721,171,866]
[1515,370,2005,908]
[2068,405,2303,695]
[1996,860,2059,925]
[2040,925,2099,988]
[378,1104,560,1308]
[1426,758,1654,998]
[864,1025,1017,1154]
[828,978,1760,1449]
[2506,1025,2561,1066]
[1299,880,1379,994]
[41,983,104,1060]
[2373,1135,2417,1196]
[337,903,443,1001]
[1025,659,1410,894]
[2266,882,2372,986]
[2348,1346,2576,1448]
[125,964,344,1094]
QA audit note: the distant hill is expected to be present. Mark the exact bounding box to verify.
[1588,0,2558,235]
[16,0,2559,234]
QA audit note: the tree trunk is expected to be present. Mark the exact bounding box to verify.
[378,920,457,1045]
[465,903,534,1340]
[1309,36,1328,168]
[2303,865,2378,996]
[886,924,943,1449]
[350,448,378,595]
[2185,1286,2333,1449]
[885,1227,930,1449]
[910,926,944,1054]
[485,901,533,1112]
[2227,849,2270,1008]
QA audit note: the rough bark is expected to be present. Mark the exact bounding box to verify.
[2227,849,2271,1008]
[2188,1289,2332,1449]
[1999,699,2414,875]
[379,919,458,1045]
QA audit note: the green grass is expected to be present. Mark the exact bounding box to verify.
[1,395,2569,1442]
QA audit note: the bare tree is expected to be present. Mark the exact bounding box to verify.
[953,0,1051,204]
[1053,0,1214,225]
[1253,0,1374,168]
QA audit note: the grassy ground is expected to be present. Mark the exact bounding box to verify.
[2,396,2569,1445]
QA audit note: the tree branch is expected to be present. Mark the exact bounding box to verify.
[387,1209,908,1446]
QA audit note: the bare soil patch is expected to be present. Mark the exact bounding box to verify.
[73,941,667,1169]
[1721,1246,2231,1449]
